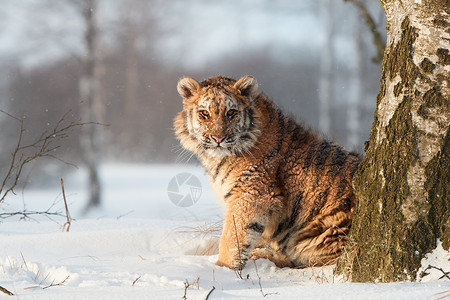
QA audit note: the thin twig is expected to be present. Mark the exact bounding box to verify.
[182,276,200,299]
[42,275,70,289]
[232,215,243,279]
[0,109,94,204]
[25,275,70,290]
[434,290,450,300]
[20,252,29,271]
[132,276,141,287]
[0,210,65,220]
[0,286,14,296]
[0,109,25,202]
[423,265,450,280]
[205,286,215,300]
[182,280,189,300]
[209,269,223,291]
[61,178,72,232]
[116,210,134,220]
[253,260,278,297]
[344,0,385,62]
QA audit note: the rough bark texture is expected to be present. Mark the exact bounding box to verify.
[337,0,450,282]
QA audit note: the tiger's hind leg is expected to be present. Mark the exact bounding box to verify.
[290,225,350,267]
[280,211,352,267]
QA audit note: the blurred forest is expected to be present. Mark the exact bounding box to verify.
[0,0,386,188]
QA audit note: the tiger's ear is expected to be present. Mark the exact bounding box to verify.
[177,77,200,99]
[233,76,258,99]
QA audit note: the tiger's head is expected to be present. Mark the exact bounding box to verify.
[174,75,262,158]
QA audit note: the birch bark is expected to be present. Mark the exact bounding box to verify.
[338,0,450,282]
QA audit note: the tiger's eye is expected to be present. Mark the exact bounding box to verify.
[199,110,210,119]
[226,109,238,118]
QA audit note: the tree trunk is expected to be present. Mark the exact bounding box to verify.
[338,0,450,282]
[79,0,101,211]
[123,0,141,148]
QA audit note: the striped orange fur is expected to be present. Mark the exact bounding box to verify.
[174,75,361,269]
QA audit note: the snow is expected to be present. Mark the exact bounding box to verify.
[418,240,450,282]
[1,164,449,299]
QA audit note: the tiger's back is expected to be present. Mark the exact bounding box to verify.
[174,75,360,269]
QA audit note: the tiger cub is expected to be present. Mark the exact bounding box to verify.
[174,75,361,269]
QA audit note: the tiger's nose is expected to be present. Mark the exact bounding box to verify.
[211,135,225,143]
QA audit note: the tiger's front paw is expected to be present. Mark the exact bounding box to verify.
[216,253,248,270]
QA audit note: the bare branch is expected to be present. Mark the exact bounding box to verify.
[344,0,385,62]
[0,184,74,223]
[232,215,244,279]
[42,276,70,290]
[205,286,215,300]
[0,109,98,204]
[253,260,279,297]
[0,286,14,296]
[182,276,200,300]
[132,276,141,287]
[0,109,25,201]
[434,290,450,300]
[422,265,450,280]
[0,210,65,221]
[61,178,72,232]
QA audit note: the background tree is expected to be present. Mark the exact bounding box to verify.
[0,0,386,191]
[347,4,363,151]
[318,0,334,135]
[339,0,450,282]
[79,0,102,210]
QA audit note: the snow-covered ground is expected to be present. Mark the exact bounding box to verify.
[1,164,449,299]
